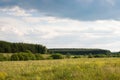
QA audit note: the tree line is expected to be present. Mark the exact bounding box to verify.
[0,40,120,56]
[0,40,47,54]
[48,48,111,55]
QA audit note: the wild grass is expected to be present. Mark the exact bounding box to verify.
[0,58,120,80]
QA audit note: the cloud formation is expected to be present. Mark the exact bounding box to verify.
[0,8,120,51]
[0,6,35,16]
[0,0,120,20]
[0,1,120,51]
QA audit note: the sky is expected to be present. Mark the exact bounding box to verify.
[0,0,120,51]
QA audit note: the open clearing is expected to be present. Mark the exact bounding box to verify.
[0,58,120,80]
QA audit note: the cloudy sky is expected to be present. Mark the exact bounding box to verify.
[0,0,120,51]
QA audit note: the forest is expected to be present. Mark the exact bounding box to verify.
[0,40,47,54]
[49,48,111,55]
[0,40,112,55]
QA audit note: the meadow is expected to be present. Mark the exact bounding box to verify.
[0,58,120,80]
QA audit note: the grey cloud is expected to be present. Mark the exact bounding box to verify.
[1,0,120,20]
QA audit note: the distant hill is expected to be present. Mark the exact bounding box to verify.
[48,48,111,55]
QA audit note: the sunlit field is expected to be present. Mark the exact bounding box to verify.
[0,58,120,80]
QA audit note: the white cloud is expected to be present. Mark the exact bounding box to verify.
[0,17,29,36]
[0,6,31,16]
[0,14,120,51]
[22,16,78,24]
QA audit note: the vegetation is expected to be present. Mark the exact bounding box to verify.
[34,54,45,60]
[49,48,111,55]
[0,40,120,61]
[0,40,120,80]
[11,52,36,61]
[50,53,64,59]
[0,58,120,80]
[0,40,112,55]
[0,54,6,61]
[0,52,120,61]
[0,41,47,54]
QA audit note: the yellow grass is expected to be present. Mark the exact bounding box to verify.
[0,58,120,80]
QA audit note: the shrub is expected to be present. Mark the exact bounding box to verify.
[51,53,64,59]
[35,54,44,60]
[66,53,71,58]
[25,52,36,60]
[11,52,36,61]
[0,54,6,61]
[11,54,19,61]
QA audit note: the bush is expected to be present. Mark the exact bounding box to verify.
[51,53,64,59]
[0,54,7,61]
[35,54,44,60]
[11,54,19,61]
[11,52,36,61]
[66,53,71,58]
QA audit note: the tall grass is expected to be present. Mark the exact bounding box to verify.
[0,58,120,80]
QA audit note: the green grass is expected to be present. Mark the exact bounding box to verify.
[0,58,120,80]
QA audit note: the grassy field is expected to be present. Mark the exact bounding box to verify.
[0,58,120,80]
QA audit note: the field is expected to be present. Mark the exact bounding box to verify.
[0,58,120,80]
